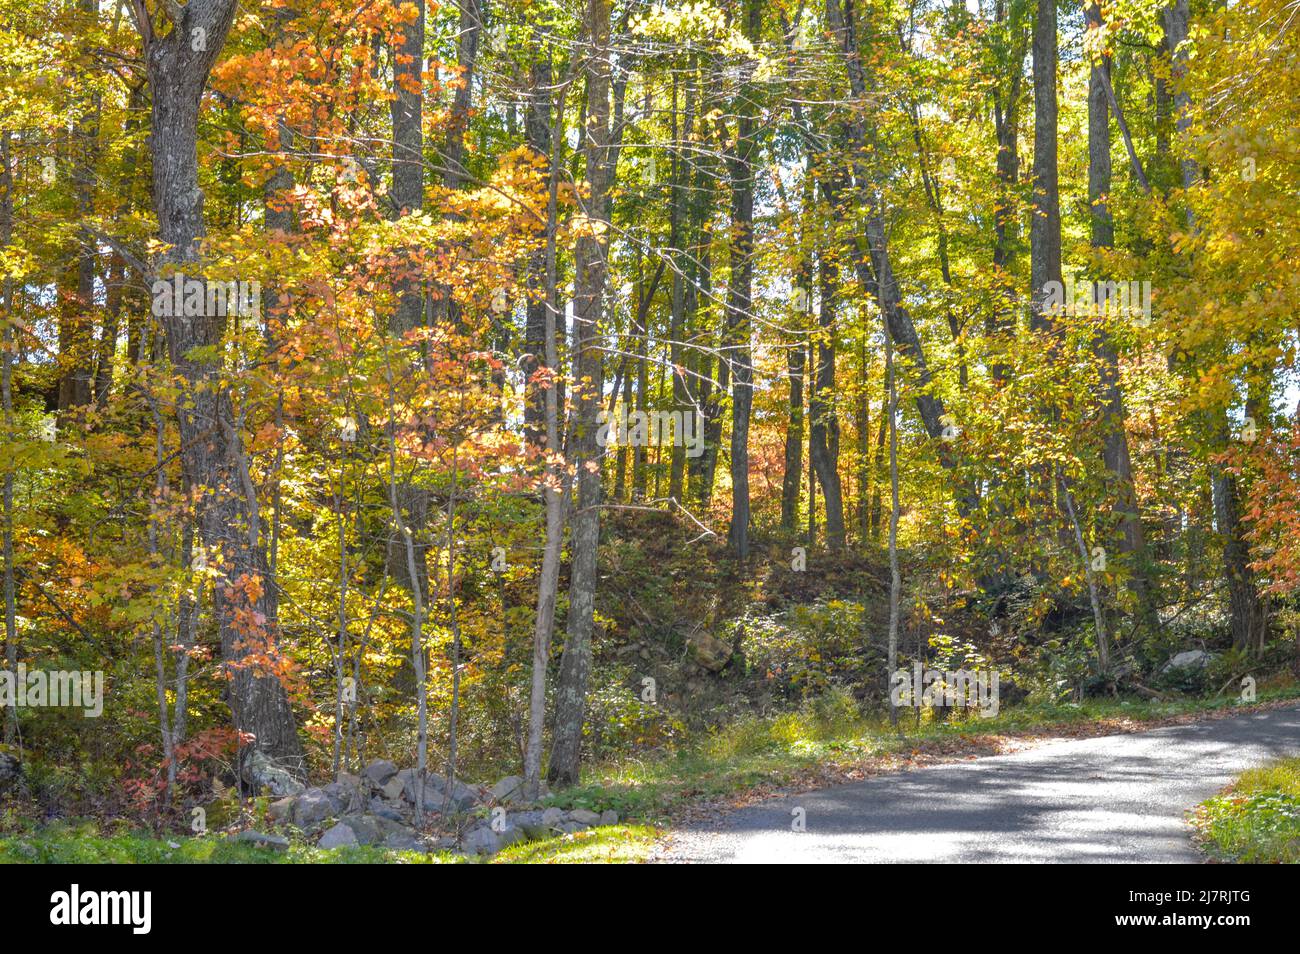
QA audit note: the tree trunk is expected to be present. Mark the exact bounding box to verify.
[724,0,762,559]
[781,342,805,531]
[1029,0,1061,329]
[1087,3,1158,634]
[548,0,614,787]
[810,253,845,549]
[137,0,302,789]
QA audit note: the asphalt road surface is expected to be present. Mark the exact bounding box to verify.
[665,705,1300,863]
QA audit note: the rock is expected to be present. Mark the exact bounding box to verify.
[242,750,305,797]
[383,829,424,852]
[558,820,589,833]
[425,772,482,812]
[498,823,528,848]
[490,774,525,804]
[323,780,363,814]
[1162,650,1214,673]
[541,807,564,829]
[268,796,296,824]
[461,826,502,856]
[598,810,619,827]
[228,830,289,851]
[569,808,600,826]
[293,787,336,828]
[380,776,406,802]
[342,815,384,845]
[396,767,422,802]
[509,810,548,838]
[318,823,358,850]
[368,797,406,822]
[687,631,733,672]
[362,759,399,786]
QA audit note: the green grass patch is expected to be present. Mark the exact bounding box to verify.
[1194,757,1300,863]
[491,825,658,864]
[0,822,457,864]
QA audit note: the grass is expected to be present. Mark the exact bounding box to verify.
[491,825,658,864]
[543,684,1300,824]
[0,819,659,865]
[0,822,457,864]
[1193,757,1300,863]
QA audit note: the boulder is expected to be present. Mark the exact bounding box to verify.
[541,807,565,829]
[425,772,482,812]
[339,815,381,845]
[267,796,296,824]
[598,810,619,827]
[293,787,336,828]
[228,830,289,851]
[569,808,600,826]
[1162,650,1215,673]
[368,797,405,822]
[461,825,502,856]
[242,750,305,797]
[383,829,424,852]
[509,810,549,839]
[380,776,406,802]
[687,631,733,672]
[490,774,525,804]
[318,823,358,850]
[362,759,399,787]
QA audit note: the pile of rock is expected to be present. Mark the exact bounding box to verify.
[257,760,619,857]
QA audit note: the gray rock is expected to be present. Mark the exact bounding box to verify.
[362,759,399,786]
[228,830,289,851]
[242,750,305,797]
[424,772,481,812]
[380,776,406,802]
[490,774,525,804]
[1162,650,1215,673]
[318,822,358,850]
[569,808,600,826]
[541,807,564,829]
[396,767,421,802]
[268,796,296,824]
[293,787,336,828]
[383,829,424,852]
[368,797,406,822]
[461,825,502,855]
[497,823,528,847]
[509,810,548,838]
[598,810,619,827]
[558,820,589,833]
[343,815,384,846]
[323,780,364,814]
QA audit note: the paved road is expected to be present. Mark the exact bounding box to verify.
[666,705,1300,863]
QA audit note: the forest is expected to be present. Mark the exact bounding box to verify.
[1,0,1299,863]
